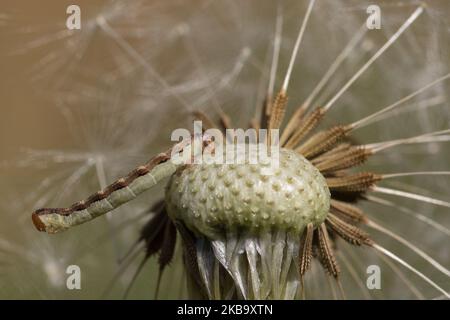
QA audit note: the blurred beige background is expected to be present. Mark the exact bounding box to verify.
[0,0,449,299]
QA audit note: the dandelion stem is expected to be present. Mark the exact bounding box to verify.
[323,6,424,112]
[367,195,450,237]
[382,171,450,179]
[371,186,450,209]
[367,219,450,278]
[101,242,145,298]
[95,15,191,111]
[282,0,315,93]
[123,257,147,299]
[373,249,425,299]
[350,73,450,130]
[193,47,251,108]
[367,129,450,152]
[338,250,371,299]
[301,23,367,112]
[373,243,450,299]
[180,25,223,115]
[267,3,283,105]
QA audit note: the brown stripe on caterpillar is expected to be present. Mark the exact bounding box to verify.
[71,200,88,211]
[122,165,151,186]
[86,190,108,204]
[107,178,128,193]
[34,207,71,214]
[31,134,214,233]
[31,151,172,231]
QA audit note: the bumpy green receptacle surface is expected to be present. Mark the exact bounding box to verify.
[165,148,330,239]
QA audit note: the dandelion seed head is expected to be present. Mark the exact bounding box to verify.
[166,148,330,238]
